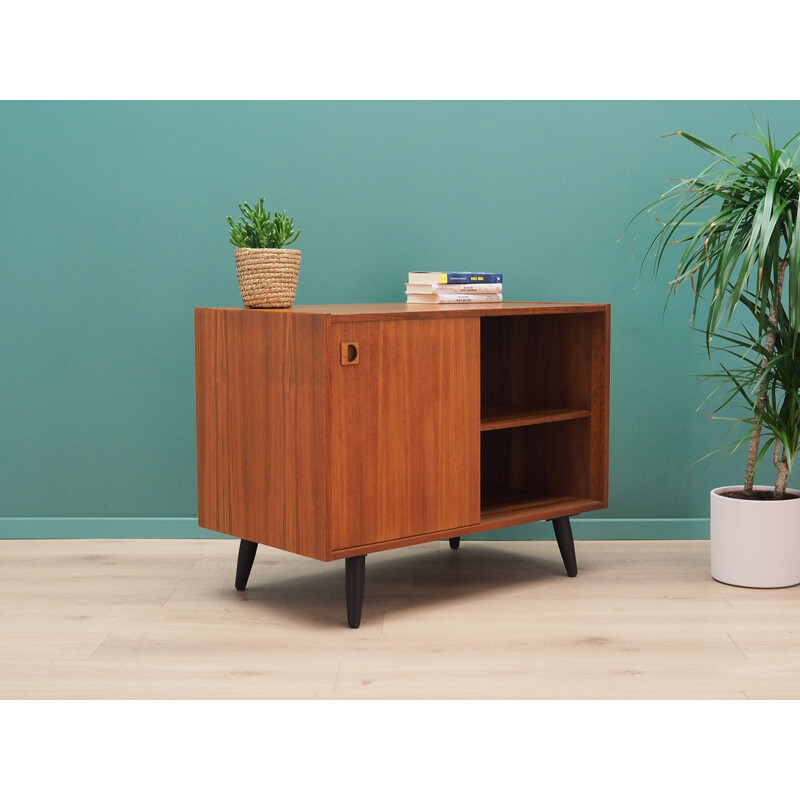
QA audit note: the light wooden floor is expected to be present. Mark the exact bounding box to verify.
[2,537,800,699]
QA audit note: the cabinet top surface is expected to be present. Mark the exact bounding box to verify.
[196,301,609,320]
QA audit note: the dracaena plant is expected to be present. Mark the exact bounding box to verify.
[700,299,800,497]
[227,197,301,249]
[628,122,800,499]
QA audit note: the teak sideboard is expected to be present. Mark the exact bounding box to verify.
[194,302,610,627]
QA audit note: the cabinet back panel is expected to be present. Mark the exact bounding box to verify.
[481,314,602,412]
[481,419,592,505]
[329,317,481,550]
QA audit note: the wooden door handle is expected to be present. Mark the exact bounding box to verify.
[340,342,359,365]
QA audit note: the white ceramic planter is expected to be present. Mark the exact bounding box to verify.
[710,485,800,588]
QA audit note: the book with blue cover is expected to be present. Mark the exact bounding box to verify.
[408,271,503,284]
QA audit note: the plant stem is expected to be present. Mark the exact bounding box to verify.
[774,439,790,499]
[743,258,789,494]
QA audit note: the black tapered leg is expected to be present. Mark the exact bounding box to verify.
[235,539,258,590]
[552,516,578,577]
[345,555,366,628]
[449,537,460,550]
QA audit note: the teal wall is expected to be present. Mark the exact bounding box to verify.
[2,100,799,536]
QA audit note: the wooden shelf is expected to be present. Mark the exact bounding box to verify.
[479,492,604,529]
[480,407,590,431]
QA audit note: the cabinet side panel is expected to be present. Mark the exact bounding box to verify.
[329,317,481,550]
[194,309,327,560]
[589,307,610,506]
[195,309,230,534]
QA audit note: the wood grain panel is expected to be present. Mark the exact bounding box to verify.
[195,303,610,322]
[589,306,611,506]
[329,317,481,550]
[194,309,327,559]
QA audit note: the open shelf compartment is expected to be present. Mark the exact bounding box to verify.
[478,311,607,520]
[480,419,596,517]
[480,313,595,425]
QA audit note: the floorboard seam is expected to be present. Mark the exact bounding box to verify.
[726,632,749,660]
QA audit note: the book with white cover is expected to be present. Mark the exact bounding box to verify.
[405,283,502,294]
[406,293,503,304]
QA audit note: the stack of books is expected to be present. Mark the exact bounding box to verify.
[405,271,504,304]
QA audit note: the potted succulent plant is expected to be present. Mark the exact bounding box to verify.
[227,197,301,308]
[629,122,800,587]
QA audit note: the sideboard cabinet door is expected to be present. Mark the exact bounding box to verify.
[329,316,481,551]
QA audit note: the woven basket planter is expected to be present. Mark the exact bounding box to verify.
[234,248,301,308]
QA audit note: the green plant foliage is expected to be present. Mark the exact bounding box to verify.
[628,121,800,497]
[629,123,800,341]
[697,305,800,476]
[227,197,301,249]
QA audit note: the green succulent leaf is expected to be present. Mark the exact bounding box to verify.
[226,196,301,249]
